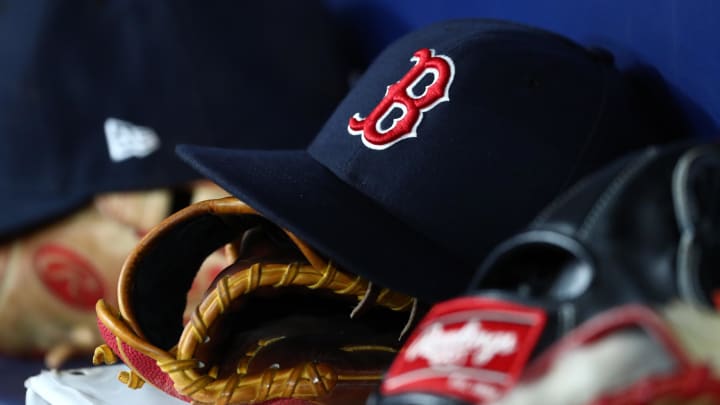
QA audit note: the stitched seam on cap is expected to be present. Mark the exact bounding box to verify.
[561,63,611,192]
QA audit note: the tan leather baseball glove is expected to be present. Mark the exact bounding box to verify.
[93,197,418,404]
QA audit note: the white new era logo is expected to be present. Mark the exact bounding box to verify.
[104,118,160,162]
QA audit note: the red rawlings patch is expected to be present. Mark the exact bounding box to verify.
[714,290,720,311]
[381,297,546,404]
[348,48,455,150]
[33,244,105,311]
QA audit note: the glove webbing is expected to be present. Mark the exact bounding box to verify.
[159,260,414,404]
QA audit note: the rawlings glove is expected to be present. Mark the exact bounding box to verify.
[0,182,228,368]
[93,197,418,404]
[371,140,720,404]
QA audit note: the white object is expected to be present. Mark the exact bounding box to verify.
[25,364,186,405]
[494,332,672,405]
[104,118,160,162]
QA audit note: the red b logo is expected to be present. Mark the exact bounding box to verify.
[348,48,455,150]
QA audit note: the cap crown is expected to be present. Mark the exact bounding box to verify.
[309,19,647,265]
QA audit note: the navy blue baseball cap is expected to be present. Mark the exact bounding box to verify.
[178,19,672,302]
[0,0,352,237]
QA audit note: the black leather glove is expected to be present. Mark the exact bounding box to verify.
[371,140,720,405]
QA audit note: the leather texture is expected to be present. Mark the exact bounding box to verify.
[93,197,417,404]
[372,140,720,404]
[471,140,720,351]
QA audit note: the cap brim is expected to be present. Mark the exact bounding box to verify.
[0,193,90,239]
[176,144,471,302]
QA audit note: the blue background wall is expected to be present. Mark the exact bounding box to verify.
[326,0,720,139]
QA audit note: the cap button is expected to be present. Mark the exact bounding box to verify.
[586,46,615,66]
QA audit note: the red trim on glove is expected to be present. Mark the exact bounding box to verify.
[380,296,546,404]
